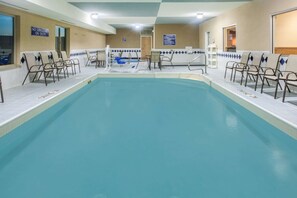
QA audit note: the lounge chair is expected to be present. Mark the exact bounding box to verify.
[282,56,297,102]
[46,51,68,80]
[233,52,255,84]
[224,52,250,81]
[52,51,74,75]
[96,50,106,68]
[260,54,286,98]
[283,58,297,102]
[85,50,97,67]
[61,51,81,73]
[243,52,264,88]
[22,52,55,86]
[161,50,174,68]
[255,54,281,91]
[149,51,161,70]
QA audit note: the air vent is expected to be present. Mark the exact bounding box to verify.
[0,1,29,11]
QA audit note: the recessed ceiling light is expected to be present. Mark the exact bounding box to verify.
[196,13,204,19]
[90,13,99,19]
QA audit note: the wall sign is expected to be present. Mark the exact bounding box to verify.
[31,26,49,37]
[163,34,176,46]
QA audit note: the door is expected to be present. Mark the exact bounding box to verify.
[141,36,152,59]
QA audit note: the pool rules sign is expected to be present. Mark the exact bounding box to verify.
[31,26,49,37]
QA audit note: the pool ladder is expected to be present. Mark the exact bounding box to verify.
[187,53,207,74]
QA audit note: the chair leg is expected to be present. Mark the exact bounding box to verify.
[244,72,249,87]
[52,71,55,83]
[282,83,288,102]
[224,67,227,79]
[254,74,259,91]
[22,72,30,85]
[230,68,234,81]
[274,80,279,99]
[44,72,47,86]
[261,77,265,93]
[233,69,237,82]
[240,71,244,85]
[56,69,60,81]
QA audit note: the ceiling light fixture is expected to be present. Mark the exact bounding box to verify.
[90,13,99,19]
[135,25,141,30]
[196,13,204,19]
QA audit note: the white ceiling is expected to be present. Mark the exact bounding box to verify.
[0,0,252,34]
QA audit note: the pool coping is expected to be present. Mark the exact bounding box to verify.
[0,73,296,140]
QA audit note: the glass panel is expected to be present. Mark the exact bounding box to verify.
[0,14,14,65]
[55,26,67,54]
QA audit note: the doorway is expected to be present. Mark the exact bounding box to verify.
[141,36,152,59]
[223,25,236,52]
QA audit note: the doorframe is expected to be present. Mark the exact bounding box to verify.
[222,24,236,52]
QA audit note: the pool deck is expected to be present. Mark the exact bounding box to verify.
[1,63,297,139]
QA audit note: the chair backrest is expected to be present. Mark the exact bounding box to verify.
[285,55,297,72]
[251,53,263,67]
[51,51,60,62]
[39,52,51,64]
[265,53,281,75]
[61,51,68,61]
[23,53,38,71]
[151,51,160,62]
[240,52,251,64]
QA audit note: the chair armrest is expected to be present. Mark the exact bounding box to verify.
[263,67,277,76]
[234,62,247,69]
[225,61,237,67]
[43,63,55,69]
[28,64,43,71]
[285,72,297,81]
[247,64,259,71]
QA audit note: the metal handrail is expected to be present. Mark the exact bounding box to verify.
[187,53,207,74]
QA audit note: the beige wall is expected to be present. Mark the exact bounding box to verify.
[106,28,140,48]
[0,4,106,65]
[199,0,297,51]
[275,9,297,47]
[154,24,199,49]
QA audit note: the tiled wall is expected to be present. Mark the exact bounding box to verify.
[110,48,206,65]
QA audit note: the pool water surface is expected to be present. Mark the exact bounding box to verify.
[0,78,297,198]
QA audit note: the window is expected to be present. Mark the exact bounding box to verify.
[55,26,67,54]
[273,9,297,55]
[0,13,14,66]
[223,25,236,52]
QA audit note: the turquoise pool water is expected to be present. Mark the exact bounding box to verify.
[0,78,297,198]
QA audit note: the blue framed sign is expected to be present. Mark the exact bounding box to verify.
[31,26,49,37]
[163,34,176,46]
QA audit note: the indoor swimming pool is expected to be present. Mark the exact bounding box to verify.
[0,78,297,198]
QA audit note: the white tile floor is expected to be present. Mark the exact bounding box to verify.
[1,62,297,138]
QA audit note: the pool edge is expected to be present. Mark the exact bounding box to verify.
[0,73,296,140]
